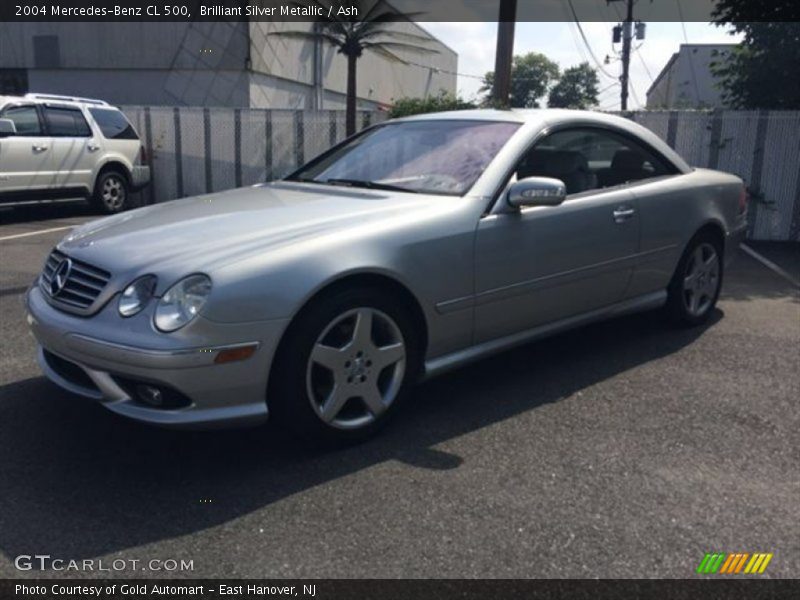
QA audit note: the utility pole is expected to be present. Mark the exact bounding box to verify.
[493,0,517,107]
[620,0,634,110]
[609,0,634,110]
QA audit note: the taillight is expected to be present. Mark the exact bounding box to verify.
[738,186,748,214]
[138,145,148,165]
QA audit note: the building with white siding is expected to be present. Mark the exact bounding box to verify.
[646,44,737,109]
[0,21,456,110]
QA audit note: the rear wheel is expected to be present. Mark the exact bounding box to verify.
[269,287,420,446]
[92,170,129,214]
[666,233,723,326]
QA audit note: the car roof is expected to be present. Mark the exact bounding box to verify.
[0,94,113,109]
[393,108,691,173]
[395,108,631,127]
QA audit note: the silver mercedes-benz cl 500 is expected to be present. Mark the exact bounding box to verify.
[26,109,747,443]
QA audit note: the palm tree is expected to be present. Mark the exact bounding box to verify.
[273,0,438,135]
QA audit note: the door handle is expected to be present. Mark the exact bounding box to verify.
[87,142,100,152]
[613,206,636,223]
[32,144,48,152]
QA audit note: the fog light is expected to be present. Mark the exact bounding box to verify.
[136,384,163,407]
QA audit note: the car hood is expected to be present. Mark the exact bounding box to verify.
[59,182,439,278]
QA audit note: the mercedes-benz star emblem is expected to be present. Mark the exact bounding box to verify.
[50,258,73,297]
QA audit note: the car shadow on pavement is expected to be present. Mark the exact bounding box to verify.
[0,201,98,225]
[0,307,720,565]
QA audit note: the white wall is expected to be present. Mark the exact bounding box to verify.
[647,45,735,109]
[1,21,457,109]
[248,21,457,107]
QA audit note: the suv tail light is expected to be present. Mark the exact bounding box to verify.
[738,186,748,214]
[138,145,148,165]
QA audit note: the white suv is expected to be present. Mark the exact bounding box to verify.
[0,93,150,213]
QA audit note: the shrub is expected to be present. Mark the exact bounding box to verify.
[388,92,477,118]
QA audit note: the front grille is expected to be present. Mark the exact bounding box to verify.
[40,249,111,310]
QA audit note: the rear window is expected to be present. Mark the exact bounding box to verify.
[43,105,92,137]
[88,108,138,140]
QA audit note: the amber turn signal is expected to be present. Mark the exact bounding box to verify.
[214,344,258,364]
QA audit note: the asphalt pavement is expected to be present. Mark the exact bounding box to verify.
[0,202,798,579]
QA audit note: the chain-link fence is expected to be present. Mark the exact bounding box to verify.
[123,106,799,242]
[625,110,800,242]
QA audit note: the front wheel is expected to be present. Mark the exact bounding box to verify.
[268,288,420,446]
[666,233,723,326]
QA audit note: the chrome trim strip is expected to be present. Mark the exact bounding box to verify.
[474,245,676,306]
[433,245,676,313]
[423,290,667,380]
[434,295,474,314]
[66,334,261,358]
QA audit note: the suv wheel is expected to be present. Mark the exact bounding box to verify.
[92,171,129,214]
[269,287,420,446]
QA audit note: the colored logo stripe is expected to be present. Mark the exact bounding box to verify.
[744,553,773,574]
[697,553,773,574]
[697,553,726,573]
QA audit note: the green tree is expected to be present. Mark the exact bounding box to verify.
[480,52,560,108]
[388,92,476,118]
[711,1,800,109]
[547,63,599,109]
[274,1,437,135]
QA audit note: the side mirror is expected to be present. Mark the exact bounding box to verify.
[507,176,566,209]
[0,118,17,138]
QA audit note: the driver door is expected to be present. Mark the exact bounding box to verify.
[473,128,641,344]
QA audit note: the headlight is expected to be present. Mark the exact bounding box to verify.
[154,274,212,332]
[118,275,157,317]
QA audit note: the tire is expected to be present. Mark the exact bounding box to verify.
[268,287,421,446]
[665,232,724,327]
[91,170,129,214]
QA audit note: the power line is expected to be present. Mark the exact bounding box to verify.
[565,0,618,81]
[629,81,643,107]
[598,81,620,95]
[560,1,591,66]
[633,44,655,83]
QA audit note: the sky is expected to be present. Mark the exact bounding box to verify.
[422,22,742,109]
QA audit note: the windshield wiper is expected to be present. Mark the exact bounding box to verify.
[324,178,419,193]
[284,176,318,183]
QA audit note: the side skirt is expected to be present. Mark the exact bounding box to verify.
[423,290,667,380]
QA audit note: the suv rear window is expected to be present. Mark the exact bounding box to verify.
[43,105,92,137]
[88,108,138,140]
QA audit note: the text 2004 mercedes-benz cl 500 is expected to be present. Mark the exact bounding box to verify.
[26,109,747,443]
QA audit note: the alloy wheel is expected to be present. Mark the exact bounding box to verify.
[682,242,720,317]
[305,307,406,430]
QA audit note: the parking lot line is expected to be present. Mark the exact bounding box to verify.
[741,243,800,288]
[0,226,74,243]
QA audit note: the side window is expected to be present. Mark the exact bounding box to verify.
[1,105,43,136]
[88,108,138,140]
[513,128,675,196]
[43,105,92,137]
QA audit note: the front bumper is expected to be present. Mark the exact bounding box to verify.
[130,165,151,191]
[26,285,288,429]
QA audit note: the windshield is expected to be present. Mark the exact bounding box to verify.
[287,120,521,196]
